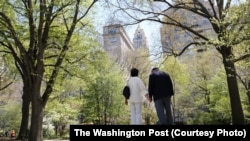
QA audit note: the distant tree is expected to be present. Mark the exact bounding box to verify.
[207,69,232,124]
[81,56,128,125]
[184,49,222,120]
[0,101,22,135]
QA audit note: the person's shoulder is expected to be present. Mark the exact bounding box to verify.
[161,71,169,75]
[159,71,169,77]
[149,73,156,77]
[130,76,141,81]
[131,77,144,84]
[134,77,143,81]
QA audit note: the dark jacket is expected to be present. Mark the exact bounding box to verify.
[148,71,174,101]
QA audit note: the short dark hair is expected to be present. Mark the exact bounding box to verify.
[151,67,159,71]
[131,68,139,77]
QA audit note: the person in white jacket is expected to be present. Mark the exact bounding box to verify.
[126,68,148,125]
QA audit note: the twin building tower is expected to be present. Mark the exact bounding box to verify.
[102,23,150,65]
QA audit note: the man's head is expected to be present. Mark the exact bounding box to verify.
[151,67,159,74]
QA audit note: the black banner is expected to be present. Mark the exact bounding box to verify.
[70,125,250,140]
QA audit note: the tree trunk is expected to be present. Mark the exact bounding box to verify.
[16,84,31,141]
[247,82,250,107]
[17,97,30,140]
[221,47,245,124]
[29,90,44,141]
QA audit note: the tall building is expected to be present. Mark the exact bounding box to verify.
[160,0,216,58]
[103,24,134,64]
[103,23,150,81]
[132,25,149,50]
[103,24,149,63]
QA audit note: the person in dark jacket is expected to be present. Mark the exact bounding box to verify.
[148,67,174,125]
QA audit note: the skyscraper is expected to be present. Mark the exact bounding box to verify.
[132,25,149,50]
[160,0,216,58]
[103,23,134,64]
[103,24,149,63]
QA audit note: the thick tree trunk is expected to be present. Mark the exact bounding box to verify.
[247,82,250,107]
[29,91,44,141]
[17,97,30,140]
[222,48,245,124]
[16,84,30,141]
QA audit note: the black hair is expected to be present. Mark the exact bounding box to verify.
[130,68,139,77]
[151,67,159,71]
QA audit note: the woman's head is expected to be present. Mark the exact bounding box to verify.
[130,68,139,77]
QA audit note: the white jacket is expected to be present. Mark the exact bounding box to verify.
[127,77,148,103]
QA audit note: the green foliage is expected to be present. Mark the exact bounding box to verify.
[0,101,21,134]
[43,45,105,137]
[81,57,128,125]
[208,69,231,124]
[223,1,250,46]
[44,77,84,138]
[42,9,103,137]
[186,69,232,124]
[142,102,158,125]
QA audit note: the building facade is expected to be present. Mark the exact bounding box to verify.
[132,25,149,50]
[103,24,134,64]
[160,0,216,58]
[103,24,149,63]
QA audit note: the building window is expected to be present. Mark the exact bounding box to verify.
[110,37,117,43]
[136,32,142,39]
[108,28,116,34]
